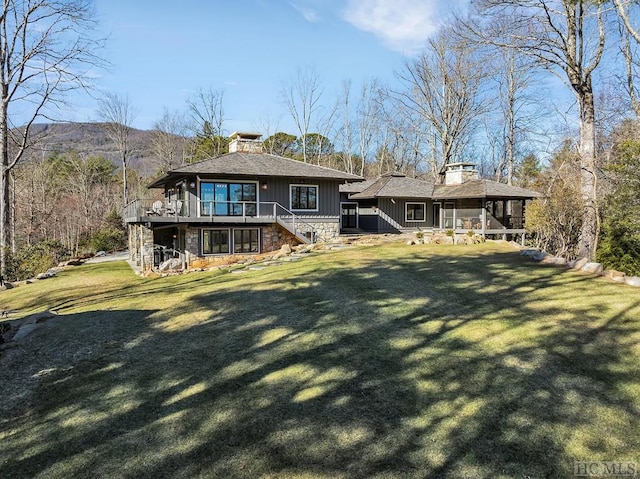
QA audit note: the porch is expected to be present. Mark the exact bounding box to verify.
[124,198,319,243]
[436,198,527,238]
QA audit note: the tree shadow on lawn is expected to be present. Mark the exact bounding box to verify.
[1,251,640,478]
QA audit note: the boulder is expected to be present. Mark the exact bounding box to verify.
[604,270,626,282]
[280,244,292,254]
[530,251,547,261]
[624,276,640,287]
[570,257,589,270]
[158,258,182,272]
[295,244,316,254]
[66,259,85,266]
[35,270,57,280]
[581,262,604,275]
[541,255,566,265]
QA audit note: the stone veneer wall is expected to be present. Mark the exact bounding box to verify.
[262,224,299,252]
[297,218,340,242]
[184,227,200,267]
[129,224,154,271]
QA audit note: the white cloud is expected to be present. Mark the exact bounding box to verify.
[343,0,467,54]
[290,2,321,22]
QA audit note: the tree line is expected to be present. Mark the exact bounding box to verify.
[2,0,640,280]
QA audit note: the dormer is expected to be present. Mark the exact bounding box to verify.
[443,162,479,185]
[228,132,263,153]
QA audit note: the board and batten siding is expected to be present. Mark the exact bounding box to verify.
[258,178,341,216]
[376,198,432,231]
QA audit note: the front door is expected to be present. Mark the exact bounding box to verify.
[341,202,358,229]
[432,202,441,228]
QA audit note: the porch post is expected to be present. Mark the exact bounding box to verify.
[453,201,457,232]
[502,199,507,241]
[521,199,527,247]
[481,199,486,239]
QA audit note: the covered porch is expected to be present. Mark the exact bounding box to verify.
[436,198,528,241]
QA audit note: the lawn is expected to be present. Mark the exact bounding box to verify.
[0,241,639,478]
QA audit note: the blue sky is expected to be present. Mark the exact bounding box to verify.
[75,0,469,133]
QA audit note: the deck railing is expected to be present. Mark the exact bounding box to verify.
[124,199,316,242]
[124,199,187,219]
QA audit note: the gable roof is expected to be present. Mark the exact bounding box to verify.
[148,152,363,187]
[343,172,435,199]
[340,173,541,200]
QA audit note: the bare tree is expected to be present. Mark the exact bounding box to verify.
[280,66,324,163]
[468,0,607,260]
[187,87,225,157]
[98,92,137,206]
[253,113,282,153]
[613,0,640,44]
[489,47,541,184]
[335,80,356,174]
[613,0,640,119]
[393,25,489,181]
[357,79,383,177]
[151,108,188,174]
[0,0,104,274]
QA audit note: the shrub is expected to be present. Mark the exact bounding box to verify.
[91,228,127,253]
[5,240,69,281]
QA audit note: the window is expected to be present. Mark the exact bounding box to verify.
[290,184,318,211]
[233,229,259,253]
[200,181,257,216]
[406,202,426,222]
[202,229,230,254]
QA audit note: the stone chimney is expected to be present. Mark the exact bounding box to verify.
[443,162,479,185]
[228,132,263,153]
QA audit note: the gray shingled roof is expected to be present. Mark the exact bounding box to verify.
[340,173,541,200]
[339,178,377,193]
[148,152,363,187]
[433,180,541,199]
[343,172,435,199]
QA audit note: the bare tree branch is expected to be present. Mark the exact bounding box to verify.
[0,0,105,274]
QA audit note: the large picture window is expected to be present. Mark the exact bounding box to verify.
[233,229,259,253]
[406,202,426,222]
[202,228,259,254]
[200,181,257,216]
[202,229,230,254]
[290,184,318,211]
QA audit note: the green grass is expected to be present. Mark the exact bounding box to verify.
[1,242,639,478]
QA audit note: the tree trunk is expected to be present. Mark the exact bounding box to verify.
[122,153,129,206]
[577,86,598,261]
[0,104,9,275]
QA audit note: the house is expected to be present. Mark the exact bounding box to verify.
[124,132,363,272]
[340,162,541,239]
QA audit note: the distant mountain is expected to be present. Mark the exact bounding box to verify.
[26,122,162,176]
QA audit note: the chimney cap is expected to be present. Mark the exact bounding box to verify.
[229,131,262,141]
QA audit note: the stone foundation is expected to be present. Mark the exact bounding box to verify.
[129,220,340,273]
[128,224,154,271]
[299,219,340,242]
[262,224,299,252]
